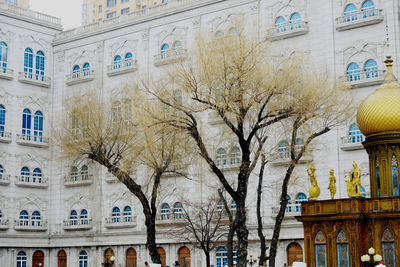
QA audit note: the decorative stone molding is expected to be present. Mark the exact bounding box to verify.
[208,13,245,33]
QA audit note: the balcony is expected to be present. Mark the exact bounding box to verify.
[0,219,9,230]
[14,220,48,231]
[64,174,93,187]
[0,131,12,143]
[340,134,365,151]
[267,21,309,41]
[16,134,49,148]
[0,64,13,80]
[63,219,93,230]
[336,9,384,31]
[65,69,95,85]
[0,174,10,185]
[15,175,48,188]
[105,216,137,229]
[344,70,385,88]
[154,49,188,67]
[271,204,302,218]
[271,148,312,166]
[18,72,51,87]
[106,59,138,76]
[155,213,185,226]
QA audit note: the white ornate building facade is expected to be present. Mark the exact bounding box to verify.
[0,0,399,266]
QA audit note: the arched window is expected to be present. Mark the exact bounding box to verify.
[217,200,224,211]
[337,230,349,267]
[112,101,121,123]
[80,209,88,224]
[289,13,302,30]
[295,193,307,212]
[230,146,241,165]
[278,140,289,158]
[123,206,132,222]
[125,52,133,66]
[0,164,3,179]
[0,42,7,70]
[0,105,5,136]
[157,247,166,267]
[228,27,239,36]
[81,165,88,180]
[72,65,80,78]
[344,4,357,15]
[79,250,88,267]
[361,0,374,10]
[24,48,33,78]
[346,63,360,81]
[295,138,304,156]
[161,203,171,220]
[113,55,122,69]
[70,210,78,225]
[173,202,183,219]
[392,155,399,196]
[58,250,67,267]
[376,157,381,197]
[83,63,90,76]
[216,148,227,166]
[126,248,137,267]
[32,168,42,183]
[17,251,27,267]
[21,167,30,182]
[275,16,286,32]
[287,242,303,266]
[173,41,182,52]
[215,31,224,38]
[349,123,363,143]
[35,51,45,81]
[216,247,227,267]
[112,207,121,222]
[161,43,170,59]
[382,228,395,267]
[19,210,29,226]
[34,111,43,141]
[231,200,237,210]
[281,194,292,212]
[22,109,32,138]
[70,166,78,181]
[32,211,41,226]
[315,231,327,267]
[364,59,378,79]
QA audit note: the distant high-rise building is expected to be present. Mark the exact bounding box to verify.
[1,0,29,9]
[81,0,167,25]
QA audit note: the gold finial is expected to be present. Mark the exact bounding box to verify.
[307,164,320,200]
[383,56,397,83]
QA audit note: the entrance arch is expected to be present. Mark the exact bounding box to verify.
[126,248,137,267]
[157,247,166,267]
[32,250,44,267]
[58,250,67,267]
[287,242,303,266]
[104,248,116,267]
[178,246,190,267]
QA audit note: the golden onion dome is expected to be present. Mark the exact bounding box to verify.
[357,56,400,136]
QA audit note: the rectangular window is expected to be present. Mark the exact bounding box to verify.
[142,5,147,8]
[82,4,87,10]
[107,0,116,8]
[5,0,17,6]
[106,11,117,18]
[98,5,102,13]
[82,13,87,19]
[121,7,130,15]
[121,0,129,3]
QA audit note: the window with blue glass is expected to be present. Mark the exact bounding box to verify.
[123,206,132,221]
[230,146,241,165]
[22,109,31,138]
[364,59,378,78]
[360,186,367,197]
[349,123,363,143]
[35,51,45,81]
[112,207,121,222]
[31,211,40,226]
[295,193,307,212]
[19,210,28,225]
[216,148,227,166]
[107,0,116,8]
[344,4,357,20]
[216,247,227,267]
[17,251,27,267]
[228,27,239,36]
[72,65,80,78]
[231,200,236,210]
[0,164,3,179]
[217,200,224,211]
[6,0,18,5]
[80,209,88,224]
[161,203,171,220]
[125,52,133,66]
[278,140,289,158]
[24,48,33,78]
[346,63,360,81]
[70,166,78,181]
[173,202,183,219]
[289,13,301,30]
[392,155,399,196]
[81,165,88,180]
[281,194,292,212]
[32,168,42,183]
[0,42,7,71]
[336,230,349,267]
[275,16,287,32]
[113,55,122,69]
[215,31,224,38]
[79,250,88,267]
[0,104,5,136]
[21,167,30,182]
[0,210,2,223]
[382,228,395,267]
[70,210,78,225]
[34,111,43,142]
[361,0,375,13]
[173,41,182,54]
[315,231,327,267]
[161,43,170,59]
[83,63,90,76]
[376,157,381,197]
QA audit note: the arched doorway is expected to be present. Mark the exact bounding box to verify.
[104,248,116,267]
[58,250,67,267]
[126,248,137,267]
[287,242,303,266]
[178,246,190,267]
[157,247,166,267]
[32,250,44,267]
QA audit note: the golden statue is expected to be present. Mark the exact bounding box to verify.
[307,164,320,200]
[328,169,336,199]
[344,161,363,198]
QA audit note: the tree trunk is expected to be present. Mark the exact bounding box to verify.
[234,199,248,267]
[205,250,210,267]
[145,214,161,264]
[257,154,267,266]
[226,221,235,267]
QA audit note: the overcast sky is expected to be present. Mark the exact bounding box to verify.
[30,0,82,30]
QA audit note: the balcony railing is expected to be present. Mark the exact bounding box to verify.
[18,72,51,87]
[340,134,365,151]
[0,174,10,185]
[0,219,9,230]
[105,216,137,228]
[0,63,13,80]
[154,49,188,66]
[64,174,93,187]
[63,218,93,230]
[344,70,385,88]
[14,219,48,231]
[336,9,384,31]
[65,69,95,85]
[271,204,303,217]
[16,134,49,147]
[106,59,138,76]
[15,175,48,188]
[156,213,185,226]
[0,131,12,143]
[267,21,309,40]
[271,146,312,166]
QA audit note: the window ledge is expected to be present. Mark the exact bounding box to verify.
[64,175,93,187]
[66,70,95,85]
[154,49,188,67]
[0,67,13,80]
[271,206,302,218]
[217,164,241,172]
[63,219,93,230]
[105,173,118,183]
[343,70,385,88]
[267,21,309,41]
[335,9,383,31]
[0,174,10,185]
[0,219,9,230]
[15,176,48,188]
[106,60,138,76]
[105,216,137,229]
[16,134,49,148]
[18,72,51,87]
[14,220,48,231]
[155,216,185,226]
[340,135,365,151]
[0,131,12,143]
[271,153,312,166]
